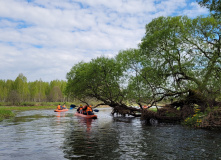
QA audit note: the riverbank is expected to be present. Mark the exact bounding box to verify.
[141,105,221,130]
[0,101,71,121]
[1,103,220,130]
[182,107,221,130]
[0,101,107,121]
[0,106,59,121]
[0,105,57,111]
[0,109,15,121]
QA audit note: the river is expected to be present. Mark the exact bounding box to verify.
[0,108,221,160]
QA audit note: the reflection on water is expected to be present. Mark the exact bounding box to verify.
[63,116,121,160]
[0,108,221,160]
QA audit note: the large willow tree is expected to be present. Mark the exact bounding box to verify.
[118,15,221,110]
[66,15,220,117]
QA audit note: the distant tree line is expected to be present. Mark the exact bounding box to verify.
[0,73,67,104]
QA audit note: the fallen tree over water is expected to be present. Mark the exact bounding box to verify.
[65,15,221,129]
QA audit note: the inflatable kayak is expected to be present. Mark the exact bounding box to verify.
[74,112,97,119]
[54,109,69,112]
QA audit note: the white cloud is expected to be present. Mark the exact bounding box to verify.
[182,2,209,17]
[0,0,209,82]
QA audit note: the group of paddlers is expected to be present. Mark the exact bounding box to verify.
[57,104,67,110]
[77,104,94,115]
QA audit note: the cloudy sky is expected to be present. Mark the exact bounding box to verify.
[0,0,209,82]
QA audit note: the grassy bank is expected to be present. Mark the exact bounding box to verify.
[0,105,57,111]
[0,105,58,122]
[0,101,107,121]
[0,109,15,121]
[0,102,74,121]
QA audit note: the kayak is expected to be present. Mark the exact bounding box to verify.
[54,109,69,112]
[74,112,97,119]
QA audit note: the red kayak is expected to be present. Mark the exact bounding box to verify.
[74,112,97,119]
[54,109,69,112]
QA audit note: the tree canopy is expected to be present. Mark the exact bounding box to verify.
[65,57,128,107]
[137,15,221,108]
[197,0,221,18]
[66,15,221,117]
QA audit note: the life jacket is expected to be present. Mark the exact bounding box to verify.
[86,106,92,112]
[57,105,61,110]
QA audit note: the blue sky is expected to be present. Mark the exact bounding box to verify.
[0,0,209,82]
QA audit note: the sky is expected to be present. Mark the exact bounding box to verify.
[0,0,209,82]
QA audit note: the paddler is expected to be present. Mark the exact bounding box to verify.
[86,105,94,115]
[82,105,88,115]
[57,104,62,110]
[62,104,66,109]
[77,104,83,114]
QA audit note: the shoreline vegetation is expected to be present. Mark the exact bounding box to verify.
[0,102,112,122]
[0,109,15,121]
[0,102,221,130]
[0,102,66,121]
[0,101,156,122]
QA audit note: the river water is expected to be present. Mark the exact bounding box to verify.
[0,108,221,160]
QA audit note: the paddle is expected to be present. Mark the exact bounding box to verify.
[93,109,99,112]
[70,104,77,109]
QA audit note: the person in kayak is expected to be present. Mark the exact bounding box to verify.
[57,104,62,110]
[62,104,66,109]
[83,105,94,115]
[82,105,88,114]
[77,104,83,114]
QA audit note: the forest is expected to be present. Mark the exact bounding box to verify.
[0,73,67,104]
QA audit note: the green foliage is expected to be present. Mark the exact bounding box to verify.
[197,0,221,18]
[0,73,67,103]
[0,109,15,121]
[19,102,36,106]
[183,106,221,128]
[66,56,126,105]
[148,108,158,112]
[138,15,221,104]
[183,108,205,127]
[116,49,155,105]
[65,15,221,111]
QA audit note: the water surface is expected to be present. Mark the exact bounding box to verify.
[0,108,221,160]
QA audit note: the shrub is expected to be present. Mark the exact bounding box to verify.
[183,108,206,127]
